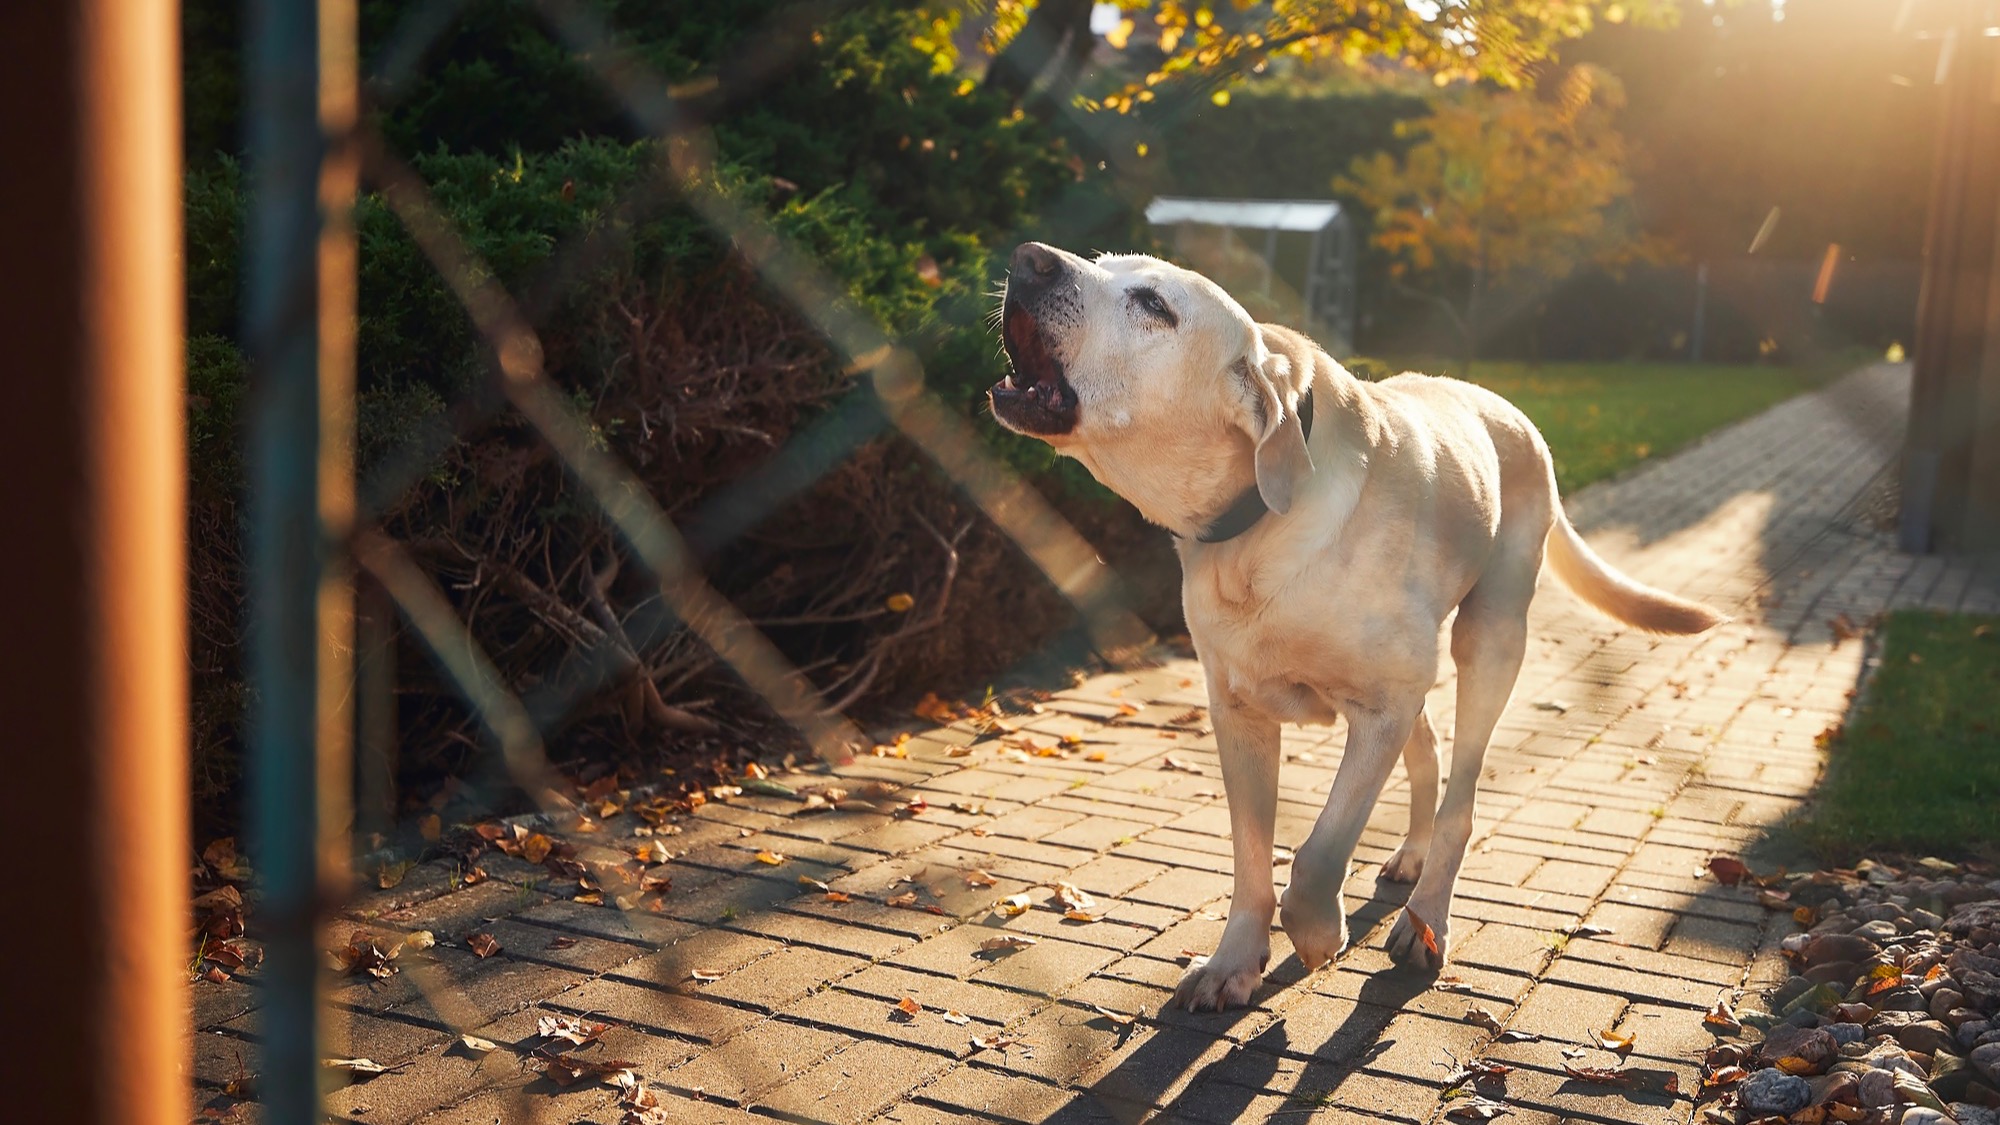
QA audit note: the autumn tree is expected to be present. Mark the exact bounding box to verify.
[949,0,1676,116]
[1337,65,1660,371]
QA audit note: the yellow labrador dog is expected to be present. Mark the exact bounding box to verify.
[989,242,1721,1011]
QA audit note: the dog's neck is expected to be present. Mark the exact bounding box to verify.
[1069,326,1363,541]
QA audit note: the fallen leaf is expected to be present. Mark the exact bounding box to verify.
[1160,755,1203,774]
[887,891,919,908]
[1495,1030,1540,1043]
[825,891,852,904]
[1466,1007,1504,1033]
[467,932,501,959]
[1706,856,1749,886]
[1090,1004,1137,1026]
[1445,1097,1513,1121]
[1434,976,1472,993]
[537,1015,608,1047]
[1774,1055,1817,1075]
[980,935,1038,953]
[521,833,554,865]
[946,745,974,758]
[965,870,998,888]
[323,1058,395,1075]
[458,1034,499,1054]
[1704,1065,1748,1089]
[1053,882,1096,911]
[1064,909,1104,922]
[1703,996,1741,1033]
[754,850,786,866]
[1085,750,1107,762]
[971,1034,1018,1051]
[1570,923,1615,938]
[1531,699,1571,714]
[1594,1029,1634,1054]
[690,968,723,982]
[798,875,831,891]
[942,1010,970,1025]
[894,996,923,1017]
[993,893,1032,917]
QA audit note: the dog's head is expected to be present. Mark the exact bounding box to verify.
[990,242,1313,527]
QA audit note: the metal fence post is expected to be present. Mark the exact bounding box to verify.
[0,1,189,1120]
[244,0,358,1118]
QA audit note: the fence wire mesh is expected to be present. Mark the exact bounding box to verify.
[210,3,1215,1123]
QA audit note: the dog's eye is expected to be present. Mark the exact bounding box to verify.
[1131,287,1175,325]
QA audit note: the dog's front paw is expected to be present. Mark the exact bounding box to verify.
[1385,905,1449,972]
[1170,944,1268,1012]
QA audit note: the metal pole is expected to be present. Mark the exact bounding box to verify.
[244,0,358,1119]
[0,1,188,1120]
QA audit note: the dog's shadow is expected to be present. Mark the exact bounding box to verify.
[1070,894,1434,1123]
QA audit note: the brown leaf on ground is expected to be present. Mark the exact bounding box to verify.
[458,1034,499,1054]
[1703,1065,1747,1089]
[1703,997,1741,1033]
[1089,1005,1137,1026]
[689,968,723,982]
[993,893,1032,916]
[942,1010,970,1025]
[980,935,1037,953]
[520,833,554,864]
[466,932,501,958]
[529,1051,636,1087]
[1706,856,1750,886]
[893,996,922,1018]
[537,1015,608,1047]
[1465,1007,1504,1033]
[1054,882,1096,911]
[1594,1029,1634,1053]
[886,891,919,908]
[965,870,998,888]
[1445,1097,1512,1120]
[825,891,852,903]
[323,1058,398,1075]
[971,1034,1019,1051]
[754,850,786,866]
[1160,755,1203,774]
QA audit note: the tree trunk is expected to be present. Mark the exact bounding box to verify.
[985,0,1095,109]
[1461,229,1487,377]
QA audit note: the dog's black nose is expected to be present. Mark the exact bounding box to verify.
[1010,242,1063,292]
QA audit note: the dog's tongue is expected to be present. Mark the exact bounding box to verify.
[1003,305,1057,386]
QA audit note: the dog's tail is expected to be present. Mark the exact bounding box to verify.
[1544,511,1726,635]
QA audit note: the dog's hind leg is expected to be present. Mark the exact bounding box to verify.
[1282,702,1421,971]
[1386,573,1534,972]
[1380,707,1439,884]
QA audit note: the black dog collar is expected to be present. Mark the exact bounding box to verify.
[1192,388,1315,544]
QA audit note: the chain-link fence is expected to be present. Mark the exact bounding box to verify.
[212,2,1214,1122]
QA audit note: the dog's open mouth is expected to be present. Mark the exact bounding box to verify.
[990,304,1078,436]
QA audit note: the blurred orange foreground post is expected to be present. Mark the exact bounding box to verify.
[0,1,190,1122]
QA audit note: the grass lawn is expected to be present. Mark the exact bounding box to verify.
[1404,360,1850,494]
[1793,611,2000,860]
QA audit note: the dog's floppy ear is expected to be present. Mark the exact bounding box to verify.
[1234,345,1314,515]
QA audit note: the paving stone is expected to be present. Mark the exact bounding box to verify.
[659,1017,850,1102]
[1506,981,1629,1040]
[755,1038,953,1124]
[697,943,868,1011]
[971,934,1122,996]
[544,977,759,1044]
[912,1062,1079,1122]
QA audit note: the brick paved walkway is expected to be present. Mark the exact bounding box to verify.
[194,363,2000,1125]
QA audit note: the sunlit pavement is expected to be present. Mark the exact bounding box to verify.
[192,362,2000,1125]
